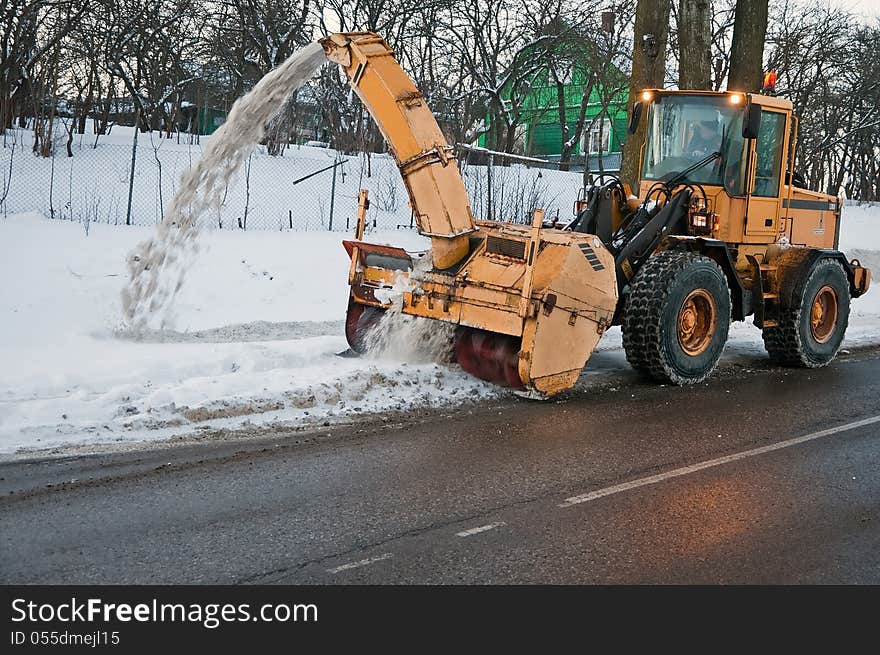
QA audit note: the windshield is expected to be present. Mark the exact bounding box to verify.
[642,95,747,193]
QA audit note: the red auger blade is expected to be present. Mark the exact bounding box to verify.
[453,327,524,389]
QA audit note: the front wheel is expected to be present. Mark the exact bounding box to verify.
[622,250,731,385]
[763,258,850,367]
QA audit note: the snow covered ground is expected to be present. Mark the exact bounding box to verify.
[1,204,878,455]
[0,126,580,231]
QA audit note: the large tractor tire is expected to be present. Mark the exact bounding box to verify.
[763,258,850,367]
[622,250,731,385]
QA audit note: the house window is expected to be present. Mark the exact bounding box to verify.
[585,118,612,154]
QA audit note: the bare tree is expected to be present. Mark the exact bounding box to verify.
[0,0,88,132]
[619,0,670,188]
[765,1,879,199]
[229,0,313,153]
[98,0,202,133]
[437,0,546,154]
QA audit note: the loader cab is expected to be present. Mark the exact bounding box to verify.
[639,91,793,195]
[637,90,796,239]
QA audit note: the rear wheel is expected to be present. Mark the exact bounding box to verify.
[622,250,731,385]
[763,258,850,367]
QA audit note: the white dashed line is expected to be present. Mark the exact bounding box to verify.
[456,522,506,537]
[326,553,392,574]
[559,414,880,508]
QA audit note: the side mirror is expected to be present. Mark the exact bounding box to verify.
[742,99,761,139]
[628,101,643,135]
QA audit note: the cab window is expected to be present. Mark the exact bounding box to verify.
[642,95,744,187]
[753,111,786,197]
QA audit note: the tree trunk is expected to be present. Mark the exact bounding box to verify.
[77,104,89,134]
[559,74,596,172]
[620,0,671,189]
[555,79,571,171]
[503,123,517,159]
[679,0,712,89]
[728,0,769,92]
[0,96,12,131]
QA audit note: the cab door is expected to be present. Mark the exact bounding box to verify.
[744,108,788,238]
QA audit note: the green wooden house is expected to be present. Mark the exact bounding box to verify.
[479,62,629,166]
[195,106,228,135]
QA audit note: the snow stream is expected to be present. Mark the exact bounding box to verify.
[121,41,327,330]
[363,256,456,364]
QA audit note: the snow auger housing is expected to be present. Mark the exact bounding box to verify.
[324,34,870,395]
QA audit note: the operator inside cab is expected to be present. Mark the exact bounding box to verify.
[687,120,721,159]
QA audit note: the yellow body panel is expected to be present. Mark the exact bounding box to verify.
[321,33,475,269]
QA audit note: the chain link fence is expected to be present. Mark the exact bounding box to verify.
[0,130,588,232]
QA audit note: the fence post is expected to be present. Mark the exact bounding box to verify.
[125,109,140,226]
[241,152,252,229]
[487,152,494,220]
[328,154,338,230]
[48,151,55,219]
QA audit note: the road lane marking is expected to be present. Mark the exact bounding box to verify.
[326,553,392,574]
[559,414,880,508]
[456,522,506,537]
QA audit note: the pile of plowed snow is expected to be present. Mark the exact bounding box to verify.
[0,214,496,454]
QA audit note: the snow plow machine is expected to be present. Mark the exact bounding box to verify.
[322,32,871,396]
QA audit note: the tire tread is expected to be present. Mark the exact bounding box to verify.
[762,258,849,367]
[622,250,729,385]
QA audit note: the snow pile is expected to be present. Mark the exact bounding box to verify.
[0,214,496,454]
[839,202,880,329]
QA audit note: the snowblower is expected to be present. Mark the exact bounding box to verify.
[321,32,870,396]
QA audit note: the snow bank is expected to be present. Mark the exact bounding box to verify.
[838,203,880,328]
[1,204,878,454]
[0,214,495,454]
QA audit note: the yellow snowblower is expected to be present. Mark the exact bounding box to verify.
[321,32,870,396]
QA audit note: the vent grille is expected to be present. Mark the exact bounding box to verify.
[486,236,526,259]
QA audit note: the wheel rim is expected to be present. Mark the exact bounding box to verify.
[810,285,838,343]
[677,289,717,356]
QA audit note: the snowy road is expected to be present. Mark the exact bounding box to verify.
[2,348,878,584]
[2,206,878,582]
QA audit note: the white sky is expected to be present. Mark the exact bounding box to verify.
[830,0,880,18]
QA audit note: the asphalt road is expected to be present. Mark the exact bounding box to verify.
[1,350,878,584]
